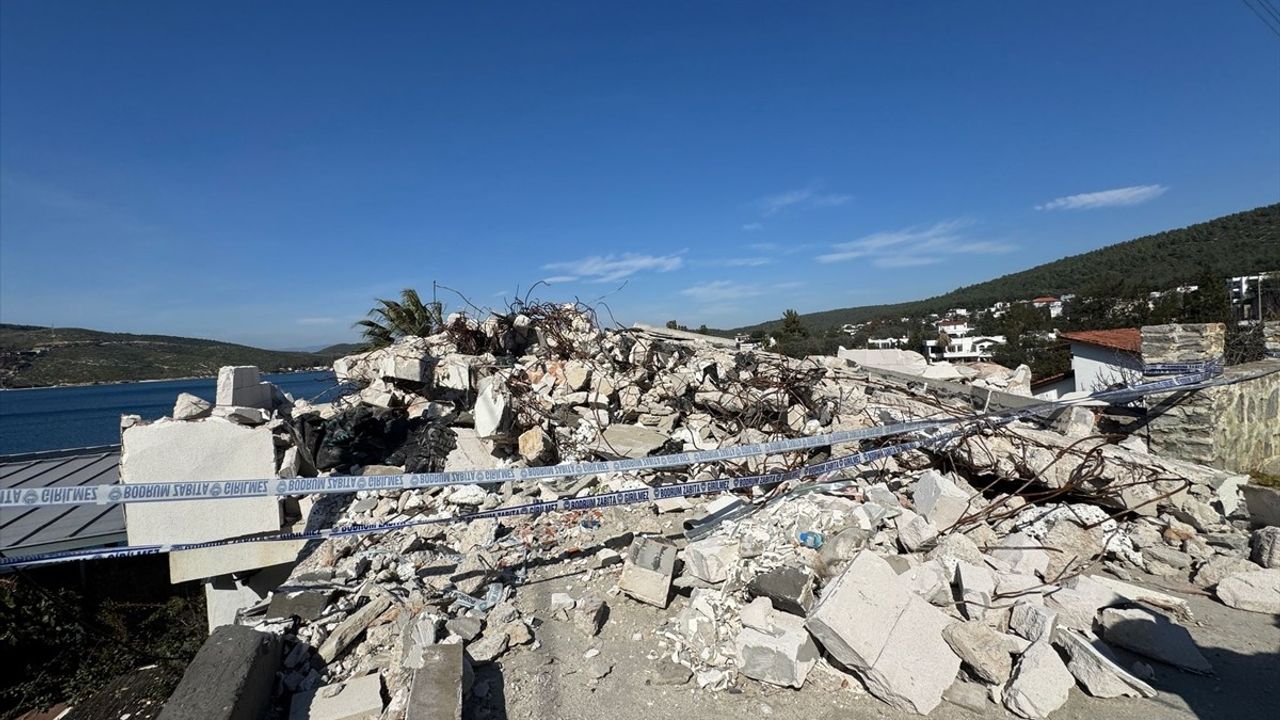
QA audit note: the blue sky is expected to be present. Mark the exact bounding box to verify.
[2,1,1277,349]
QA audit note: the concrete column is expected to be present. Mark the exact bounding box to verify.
[1263,321,1280,355]
[1140,324,1225,467]
[1140,323,1225,368]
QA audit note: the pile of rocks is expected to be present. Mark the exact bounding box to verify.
[144,307,1278,719]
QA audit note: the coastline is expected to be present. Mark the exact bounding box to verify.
[0,367,333,391]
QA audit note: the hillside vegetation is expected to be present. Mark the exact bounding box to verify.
[0,324,346,388]
[729,203,1280,334]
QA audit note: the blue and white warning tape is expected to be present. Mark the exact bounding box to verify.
[0,364,1245,571]
[0,365,1226,511]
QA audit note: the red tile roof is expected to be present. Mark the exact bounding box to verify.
[1059,328,1142,354]
[1032,296,1059,304]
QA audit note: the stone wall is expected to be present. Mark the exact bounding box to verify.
[1143,322,1280,475]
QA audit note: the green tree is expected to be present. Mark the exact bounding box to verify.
[697,324,709,334]
[780,309,808,338]
[665,320,679,330]
[355,288,442,349]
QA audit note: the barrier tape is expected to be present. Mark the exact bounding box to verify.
[0,365,1240,571]
[0,364,1224,511]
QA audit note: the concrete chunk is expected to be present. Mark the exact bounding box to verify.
[406,643,463,720]
[173,392,213,420]
[216,366,272,409]
[159,625,280,720]
[1099,607,1212,674]
[990,532,1050,578]
[804,551,960,714]
[593,423,668,460]
[1003,641,1074,719]
[289,672,383,720]
[913,470,975,530]
[1054,628,1156,698]
[1010,602,1058,644]
[619,537,676,607]
[318,595,393,663]
[1215,569,1280,614]
[1251,526,1280,568]
[747,566,816,615]
[734,608,819,689]
[683,536,738,584]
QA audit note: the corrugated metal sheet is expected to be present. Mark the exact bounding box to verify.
[0,445,125,558]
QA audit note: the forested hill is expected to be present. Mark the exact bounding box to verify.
[0,324,349,388]
[729,203,1280,334]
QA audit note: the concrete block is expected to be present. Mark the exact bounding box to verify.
[747,566,815,615]
[290,672,383,720]
[1003,641,1074,719]
[443,428,498,472]
[592,423,668,460]
[204,563,293,633]
[896,508,938,552]
[121,419,281,546]
[805,551,960,714]
[1099,607,1212,674]
[473,375,510,438]
[268,587,335,621]
[619,537,676,607]
[1252,526,1280,568]
[734,609,819,689]
[1010,602,1058,644]
[319,595,393,663]
[159,624,280,720]
[406,643,463,720]
[171,537,307,583]
[942,621,1019,685]
[1242,485,1280,527]
[913,470,974,530]
[216,366,273,409]
[954,561,996,620]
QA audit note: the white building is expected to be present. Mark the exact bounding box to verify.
[1058,329,1143,394]
[1031,296,1064,318]
[923,334,1006,361]
[937,317,971,337]
[868,336,909,349]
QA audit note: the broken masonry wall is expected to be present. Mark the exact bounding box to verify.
[1142,322,1280,475]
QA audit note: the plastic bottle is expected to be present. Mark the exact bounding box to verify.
[798,530,824,549]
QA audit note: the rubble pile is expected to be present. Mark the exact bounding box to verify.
[148,307,1277,719]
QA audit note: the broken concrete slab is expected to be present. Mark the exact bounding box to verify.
[216,366,273,409]
[517,427,555,464]
[734,607,820,689]
[954,561,996,621]
[289,672,383,720]
[805,551,960,714]
[990,531,1050,578]
[1099,607,1212,674]
[942,621,1019,685]
[318,594,393,663]
[1193,555,1261,589]
[1054,628,1156,699]
[121,418,281,546]
[1215,568,1280,614]
[1003,641,1074,719]
[895,508,939,552]
[159,624,280,720]
[473,375,510,438]
[406,643,463,720]
[619,537,677,608]
[268,587,335,622]
[592,423,668,460]
[171,534,308,584]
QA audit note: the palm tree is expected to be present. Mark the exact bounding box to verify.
[355,288,442,349]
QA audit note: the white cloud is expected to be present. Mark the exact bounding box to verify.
[758,187,852,217]
[816,219,1015,267]
[1036,184,1167,211]
[680,280,765,303]
[742,222,764,232]
[722,257,773,267]
[296,317,338,325]
[540,275,579,284]
[542,252,684,284]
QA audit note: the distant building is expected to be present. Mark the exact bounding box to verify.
[937,317,971,337]
[1058,328,1142,393]
[923,334,1005,361]
[1031,296,1064,318]
[1227,272,1279,324]
[868,336,909,349]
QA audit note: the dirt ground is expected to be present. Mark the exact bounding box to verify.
[463,510,1280,720]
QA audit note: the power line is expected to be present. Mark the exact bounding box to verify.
[1241,0,1280,38]
[1255,0,1280,24]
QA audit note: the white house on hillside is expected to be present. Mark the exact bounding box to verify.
[1058,328,1142,394]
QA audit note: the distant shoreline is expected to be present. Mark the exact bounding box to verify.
[0,367,333,391]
